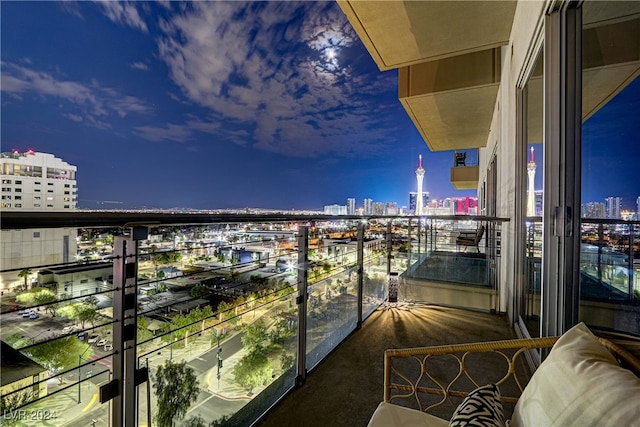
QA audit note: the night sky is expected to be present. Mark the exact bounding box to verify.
[1,2,637,211]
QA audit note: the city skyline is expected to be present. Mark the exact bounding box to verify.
[2,2,638,211]
[1,1,474,211]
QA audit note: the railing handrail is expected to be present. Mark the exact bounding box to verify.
[1,211,510,230]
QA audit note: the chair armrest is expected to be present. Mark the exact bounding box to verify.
[383,337,559,414]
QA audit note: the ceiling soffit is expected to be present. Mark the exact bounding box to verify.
[337,0,517,71]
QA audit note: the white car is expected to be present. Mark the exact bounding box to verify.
[104,343,113,351]
[96,338,107,347]
[62,326,77,334]
[87,334,99,344]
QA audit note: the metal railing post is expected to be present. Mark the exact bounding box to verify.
[295,226,309,386]
[628,224,634,300]
[386,222,393,277]
[357,222,364,328]
[110,226,147,426]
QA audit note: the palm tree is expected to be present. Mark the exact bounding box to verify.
[18,269,32,290]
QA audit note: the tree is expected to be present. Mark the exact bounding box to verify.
[153,360,200,427]
[26,337,92,383]
[58,303,99,328]
[241,320,268,354]
[232,351,273,392]
[15,288,59,317]
[18,269,32,290]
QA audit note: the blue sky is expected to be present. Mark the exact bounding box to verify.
[1,1,473,211]
[2,2,638,212]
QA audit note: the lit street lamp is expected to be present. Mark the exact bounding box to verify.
[78,345,93,404]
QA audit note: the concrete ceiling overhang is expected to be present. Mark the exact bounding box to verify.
[336,0,517,70]
[337,0,515,152]
[399,48,501,151]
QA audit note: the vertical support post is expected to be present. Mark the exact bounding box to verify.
[295,226,309,387]
[597,223,603,284]
[542,4,582,337]
[112,226,147,426]
[628,225,634,301]
[417,219,422,259]
[407,218,412,269]
[356,222,364,328]
[386,222,393,277]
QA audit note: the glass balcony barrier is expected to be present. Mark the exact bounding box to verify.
[401,216,508,313]
[523,218,640,335]
[0,216,400,426]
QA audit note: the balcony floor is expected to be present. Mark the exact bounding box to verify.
[256,303,519,427]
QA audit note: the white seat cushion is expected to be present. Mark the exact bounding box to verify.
[368,402,449,427]
[510,322,640,427]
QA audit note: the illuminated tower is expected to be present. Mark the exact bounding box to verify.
[527,147,536,216]
[415,155,425,215]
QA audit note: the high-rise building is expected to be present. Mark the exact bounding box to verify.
[636,196,640,216]
[584,202,606,218]
[1,150,78,290]
[1,150,77,211]
[323,204,347,215]
[409,192,429,213]
[372,202,385,215]
[384,202,398,215]
[415,155,425,215]
[527,147,537,216]
[363,198,373,215]
[347,198,356,215]
[605,197,622,219]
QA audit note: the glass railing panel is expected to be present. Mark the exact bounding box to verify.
[0,217,386,426]
[305,266,358,371]
[579,220,640,335]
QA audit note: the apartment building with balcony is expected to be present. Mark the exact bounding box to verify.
[337,0,640,339]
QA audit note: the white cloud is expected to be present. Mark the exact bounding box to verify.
[1,61,151,128]
[64,113,83,122]
[130,62,149,71]
[154,2,400,158]
[94,1,148,32]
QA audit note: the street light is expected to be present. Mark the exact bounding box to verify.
[78,345,92,404]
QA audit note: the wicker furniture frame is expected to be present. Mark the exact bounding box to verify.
[383,335,640,414]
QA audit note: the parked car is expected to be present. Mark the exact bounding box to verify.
[88,334,99,344]
[104,343,113,351]
[96,338,107,347]
[62,326,78,334]
[29,312,39,319]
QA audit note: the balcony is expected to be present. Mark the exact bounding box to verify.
[0,212,637,426]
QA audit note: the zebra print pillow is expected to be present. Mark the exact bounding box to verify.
[449,383,505,427]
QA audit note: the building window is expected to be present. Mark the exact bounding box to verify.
[15,180,22,184]
[1,196,10,200]
[64,205,70,208]
[33,232,40,238]
[1,203,10,208]
[34,196,40,200]
[47,190,53,193]
[46,196,53,201]
[46,204,53,207]
[35,181,41,185]
[1,179,10,184]
[64,184,70,188]
[35,188,41,192]
[15,203,22,208]
[80,279,88,284]
[14,188,21,193]
[1,187,11,192]
[14,196,21,200]
[64,191,70,195]
[34,204,40,207]
[48,182,54,186]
